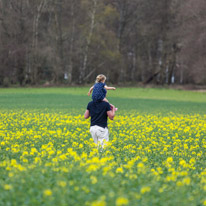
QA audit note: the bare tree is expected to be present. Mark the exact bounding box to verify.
[177,0,206,84]
[79,0,97,84]
[0,0,205,86]
[30,0,50,84]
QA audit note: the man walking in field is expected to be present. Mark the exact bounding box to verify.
[84,100,116,147]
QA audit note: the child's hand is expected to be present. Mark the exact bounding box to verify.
[88,92,91,96]
[113,87,116,90]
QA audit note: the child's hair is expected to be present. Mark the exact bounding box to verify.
[95,74,106,83]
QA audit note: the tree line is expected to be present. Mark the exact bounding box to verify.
[0,0,205,86]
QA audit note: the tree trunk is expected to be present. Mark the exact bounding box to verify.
[131,47,136,82]
[168,45,177,84]
[67,0,75,84]
[79,0,97,84]
[31,0,48,84]
[54,1,64,84]
[117,0,126,82]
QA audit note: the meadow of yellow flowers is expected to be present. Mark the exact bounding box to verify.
[0,87,206,205]
[0,108,206,205]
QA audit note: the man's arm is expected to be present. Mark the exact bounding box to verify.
[88,86,94,96]
[84,110,90,119]
[104,85,116,90]
[107,105,115,120]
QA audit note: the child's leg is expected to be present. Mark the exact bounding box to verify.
[103,98,118,111]
[103,98,109,103]
[109,103,118,111]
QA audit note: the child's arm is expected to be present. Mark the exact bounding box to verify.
[88,86,94,96]
[104,85,116,90]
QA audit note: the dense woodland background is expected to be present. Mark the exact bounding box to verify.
[0,0,205,86]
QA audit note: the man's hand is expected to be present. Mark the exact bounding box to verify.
[107,104,116,120]
[84,110,90,119]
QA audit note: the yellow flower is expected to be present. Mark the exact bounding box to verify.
[43,189,52,196]
[176,181,183,187]
[34,157,42,164]
[57,181,67,187]
[74,186,79,191]
[30,147,38,155]
[90,176,97,184]
[166,157,173,163]
[137,162,146,174]
[179,159,186,166]
[82,186,90,193]
[91,200,106,206]
[90,196,106,206]
[1,141,5,146]
[4,184,12,190]
[140,186,151,194]
[183,177,191,185]
[116,167,124,173]
[58,154,67,161]
[116,197,129,206]
[86,164,99,172]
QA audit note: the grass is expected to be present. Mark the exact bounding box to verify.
[0,87,205,114]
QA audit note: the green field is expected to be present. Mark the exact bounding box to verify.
[0,87,206,113]
[0,88,206,206]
